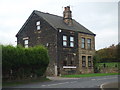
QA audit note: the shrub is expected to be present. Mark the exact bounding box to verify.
[2,45,49,81]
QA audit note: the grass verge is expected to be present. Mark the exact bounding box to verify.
[2,77,50,87]
[62,73,119,78]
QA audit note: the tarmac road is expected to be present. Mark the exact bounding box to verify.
[3,75,119,89]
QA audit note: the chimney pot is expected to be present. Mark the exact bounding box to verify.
[63,6,73,26]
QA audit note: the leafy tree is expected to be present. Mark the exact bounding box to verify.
[93,52,101,73]
[96,44,118,63]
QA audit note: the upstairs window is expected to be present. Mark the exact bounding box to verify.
[81,38,85,49]
[70,36,74,47]
[36,21,41,30]
[24,39,28,48]
[63,35,67,46]
[87,39,91,49]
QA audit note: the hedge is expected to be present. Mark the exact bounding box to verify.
[2,45,49,81]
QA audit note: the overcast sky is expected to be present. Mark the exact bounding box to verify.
[0,0,119,50]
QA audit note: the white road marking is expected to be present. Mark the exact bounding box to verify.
[91,79,96,80]
[100,82,109,90]
[41,81,77,87]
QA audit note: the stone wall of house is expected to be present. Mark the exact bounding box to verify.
[16,11,96,76]
[16,12,57,76]
[57,30,79,75]
[78,33,95,74]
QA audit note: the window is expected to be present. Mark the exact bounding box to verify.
[63,60,67,66]
[87,39,91,49]
[24,39,28,48]
[46,43,49,47]
[70,36,74,47]
[63,56,67,66]
[81,38,85,49]
[82,56,86,67]
[36,21,41,30]
[63,35,67,46]
[70,57,74,66]
[88,56,92,67]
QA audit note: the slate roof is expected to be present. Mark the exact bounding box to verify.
[16,10,95,36]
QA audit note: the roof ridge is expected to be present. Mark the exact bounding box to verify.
[34,10,63,18]
[16,10,95,36]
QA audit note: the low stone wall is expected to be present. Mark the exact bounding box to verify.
[79,68,94,74]
[100,67,118,73]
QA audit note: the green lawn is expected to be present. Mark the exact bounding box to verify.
[62,73,119,78]
[3,77,50,87]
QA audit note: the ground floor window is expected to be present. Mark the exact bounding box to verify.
[63,60,67,66]
[82,56,86,67]
[88,56,92,67]
[62,54,76,67]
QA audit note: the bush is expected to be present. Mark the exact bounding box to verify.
[2,45,49,81]
[93,53,101,73]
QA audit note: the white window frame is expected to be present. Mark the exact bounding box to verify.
[70,36,74,47]
[36,21,41,30]
[36,21,40,25]
[81,38,85,49]
[63,35,67,46]
[24,39,28,48]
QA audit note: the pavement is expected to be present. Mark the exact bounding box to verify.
[46,76,80,80]
[100,82,120,90]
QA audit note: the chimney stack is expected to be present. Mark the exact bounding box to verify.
[63,6,73,26]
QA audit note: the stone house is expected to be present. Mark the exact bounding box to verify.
[16,6,96,76]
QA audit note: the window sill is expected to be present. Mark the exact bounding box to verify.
[63,66,77,69]
[63,46,74,48]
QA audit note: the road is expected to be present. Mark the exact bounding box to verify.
[4,75,119,89]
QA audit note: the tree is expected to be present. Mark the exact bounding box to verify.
[96,44,118,63]
[93,52,101,73]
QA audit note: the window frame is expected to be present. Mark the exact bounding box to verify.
[36,21,41,30]
[70,36,74,47]
[87,39,91,49]
[88,56,92,67]
[24,39,28,48]
[81,38,85,49]
[82,56,86,67]
[63,35,67,46]
[63,60,67,66]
